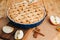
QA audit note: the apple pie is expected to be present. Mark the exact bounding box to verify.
[8,1,45,24]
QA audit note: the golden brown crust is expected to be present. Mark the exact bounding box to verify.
[8,1,44,24]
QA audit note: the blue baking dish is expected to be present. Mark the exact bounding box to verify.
[7,13,46,29]
[7,8,47,29]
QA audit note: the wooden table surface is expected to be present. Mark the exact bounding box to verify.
[23,0,60,40]
[0,0,60,40]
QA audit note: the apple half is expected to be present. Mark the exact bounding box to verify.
[50,16,60,25]
[2,26,14,33]
[14,30,24,40]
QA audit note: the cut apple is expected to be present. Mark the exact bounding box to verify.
[50,16,60,25]
[14,30,24,40]
[2,26,14,33]
[56,26,60,32]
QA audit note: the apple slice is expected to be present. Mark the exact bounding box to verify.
[14,30,24,40]
[2,26,14,33]
[56,26,60,32]
[50,16,60,25]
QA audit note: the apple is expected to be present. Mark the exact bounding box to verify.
[50,16,60,25]
[2,26,14,33]
[15,30,24,40]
